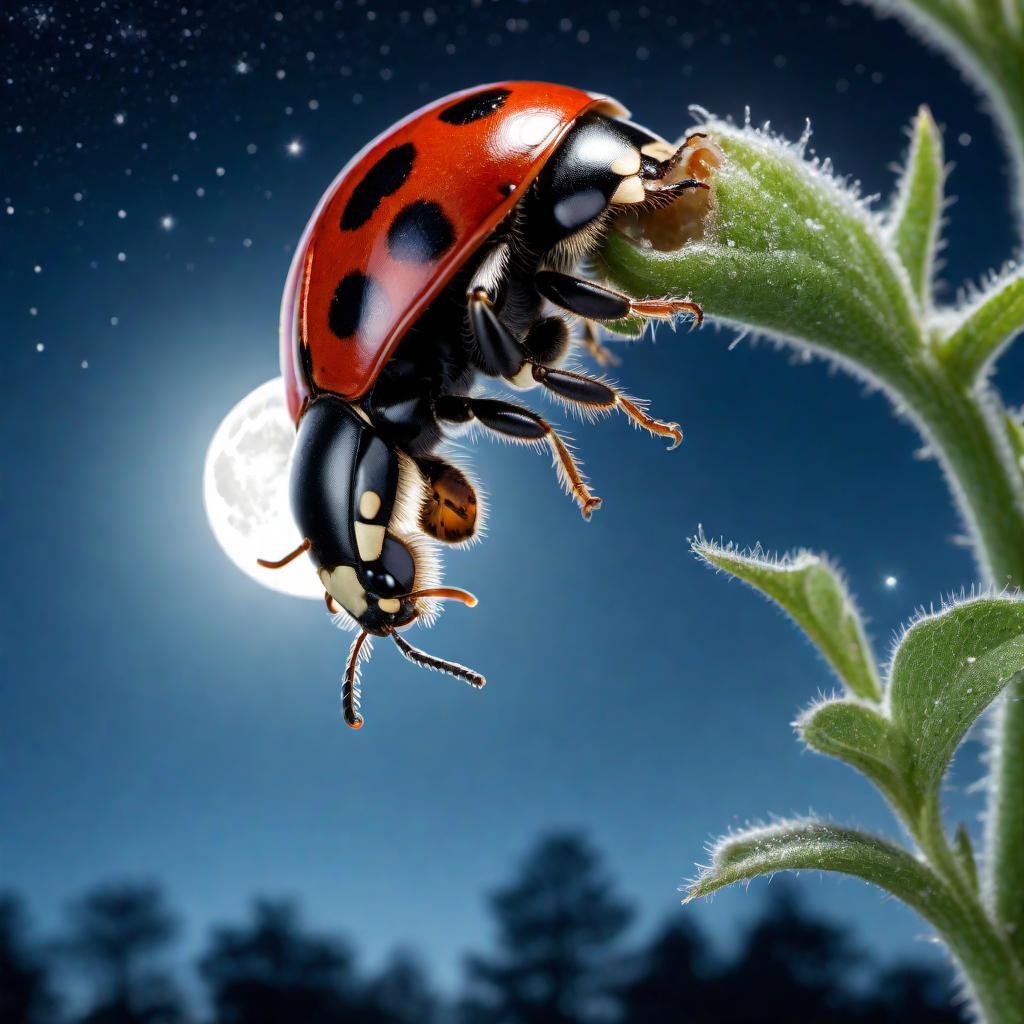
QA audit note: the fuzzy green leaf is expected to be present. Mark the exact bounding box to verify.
[797,700,915,819]
[685,820,952,919]
[693,536,882,701]
[688,818,1024,1017]
[888,106,944,307]
[889,596,1024,795]
[938,270,1024,381]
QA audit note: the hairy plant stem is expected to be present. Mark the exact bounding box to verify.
[900,362,1024,968]
[916,792,1024,1024]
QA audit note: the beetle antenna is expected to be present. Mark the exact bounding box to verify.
[390,630,485,689]
[342,630,372,729]
[401,586,478,607]
[257,538,310,569]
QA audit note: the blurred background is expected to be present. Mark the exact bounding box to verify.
[3,0,1021,1020]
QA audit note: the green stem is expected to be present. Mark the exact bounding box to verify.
[914,797,1024,1024]
[901,364,1024,966]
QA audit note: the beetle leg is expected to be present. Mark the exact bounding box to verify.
[416,457,479,544]
[530,364,683,450]
[534,271,702,326]
[468,288,525,377]
[436,396,602,519]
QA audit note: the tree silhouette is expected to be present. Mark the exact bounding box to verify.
[866,962,964,1023]
[461,832,633,1024]
[615,919,717,1024]
[0,894,57,1024]
[361,950,439,1024]
[713,883,863,1024]
[198,899,362,1024]
[60,883,184,1024]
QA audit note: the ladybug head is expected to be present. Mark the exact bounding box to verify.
[271,397,484,725]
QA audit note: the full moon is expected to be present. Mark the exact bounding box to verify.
[203,377,321,600]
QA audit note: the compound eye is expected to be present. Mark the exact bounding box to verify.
[361,534,415,598]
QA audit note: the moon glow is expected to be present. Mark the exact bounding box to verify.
[203,377,321,599]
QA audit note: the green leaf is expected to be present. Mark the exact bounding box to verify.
[938,269,1024,382]
[888,106,945,307]
[685,820,952,920]
[693,535,882,701]
[686,819,1024,1018]
[889,596,1024,796]
[797,700,915,819]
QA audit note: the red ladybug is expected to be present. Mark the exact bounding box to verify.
[261,81,708,728]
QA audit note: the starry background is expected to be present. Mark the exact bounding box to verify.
[2,0,1022,997]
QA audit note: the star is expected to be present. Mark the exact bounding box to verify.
[160,215,175,230]
[286,139,303,156]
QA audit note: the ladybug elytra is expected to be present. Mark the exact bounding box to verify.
[260,81,711,727]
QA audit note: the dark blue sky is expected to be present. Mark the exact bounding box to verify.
[3,0,1021,992]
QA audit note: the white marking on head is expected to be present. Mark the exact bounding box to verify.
[354,522,386,561]
[611,148,641,176]
[378,598,401,614]
[641,140,675,161]
[359,490,381,520]
[323,565,368,617]
[507,363,539,390]
[611,176,646,205]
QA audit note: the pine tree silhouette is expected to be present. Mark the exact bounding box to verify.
[0,894,57,1024]
[361,950,439,1024]
[59,883,184,1024]
[460,832,632,1024]
[615,919,717,1024]
[710,884,863,1024]
[198,899,362,1024]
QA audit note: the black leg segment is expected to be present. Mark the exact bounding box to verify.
[532,365,615,407]
[535,271,703,325]
[535,271,631,321]
[462,398,549,440]
[468,289,524,377]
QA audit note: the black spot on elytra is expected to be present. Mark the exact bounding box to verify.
[387,200,455,263]
[340,143,416,231]
[328,271,388,339]
[438,87,511,126]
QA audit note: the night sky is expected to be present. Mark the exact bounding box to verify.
[3,0,1022,995]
